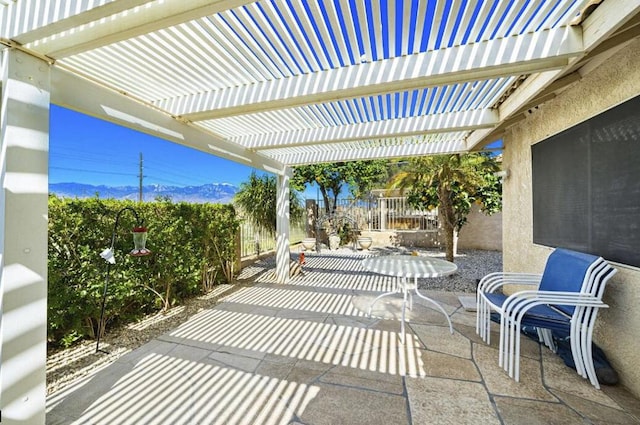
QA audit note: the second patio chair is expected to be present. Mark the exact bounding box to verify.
[476,248,617,388]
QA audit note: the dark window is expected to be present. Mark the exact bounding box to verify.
[532,95,640,267]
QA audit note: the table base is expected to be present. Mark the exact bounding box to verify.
[367,276,454,344]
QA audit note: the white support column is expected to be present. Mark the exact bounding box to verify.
[0,49,50,424]
[275,168,291,284]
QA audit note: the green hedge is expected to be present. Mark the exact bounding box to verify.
[48,196,239,348]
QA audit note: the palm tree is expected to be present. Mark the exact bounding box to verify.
[389,153,501,262]
[234,172,303,234]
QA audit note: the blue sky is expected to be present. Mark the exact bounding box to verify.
[50,105,266,189]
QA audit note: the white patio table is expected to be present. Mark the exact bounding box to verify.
[362,255,456,343]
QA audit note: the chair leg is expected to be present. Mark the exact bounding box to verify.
[498,314,506,368]
[537,328,556,353]
[570,318,587,380]
[477,298,492,345]
[513,316,522,381]
[581,316,601,389]
[506,310,520,380]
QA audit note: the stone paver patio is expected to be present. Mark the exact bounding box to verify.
[46,250,640,424]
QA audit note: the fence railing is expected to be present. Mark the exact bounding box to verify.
[370,197,438,231]
[314,197,438,232]
[239,196,437,258]
[239,218,306,258]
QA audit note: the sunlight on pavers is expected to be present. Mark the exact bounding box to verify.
[166,308,425,378]
[62,353,319,425]
[224,286,366,316]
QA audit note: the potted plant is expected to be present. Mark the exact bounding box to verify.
[356,236,373,250]
[301,237,316,250]
[328,233,340,250]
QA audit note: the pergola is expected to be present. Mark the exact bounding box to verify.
[2,0,640,422]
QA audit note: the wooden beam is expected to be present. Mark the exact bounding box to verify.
[586,17,640,58]
[467,91,560,151]
[582,0,640,51]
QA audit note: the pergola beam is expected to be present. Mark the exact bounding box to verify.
[166,26,583,120]
[26,0,256,58]
[6,0,155,44]
[51,67,286,175]
[239,109,498,150]
[582,0,640,51]
[272,138,468,166]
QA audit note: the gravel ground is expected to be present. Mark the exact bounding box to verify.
[46,248,501,395]
[407,248,502,293]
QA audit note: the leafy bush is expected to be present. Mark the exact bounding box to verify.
[48,196,239,348]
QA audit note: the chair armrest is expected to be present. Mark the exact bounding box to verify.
[503,290,608,319]
[477,272,543,294]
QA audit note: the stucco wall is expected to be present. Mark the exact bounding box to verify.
[502,38,640,397]
[457,204,502,251]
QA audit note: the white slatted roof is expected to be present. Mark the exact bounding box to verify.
[2,0,640,172]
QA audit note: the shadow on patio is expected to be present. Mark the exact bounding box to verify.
[46,251,640,424]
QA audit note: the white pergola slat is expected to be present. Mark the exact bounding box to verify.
[466,0,640,150]
[23,0,257,57]
[1,0,125,41]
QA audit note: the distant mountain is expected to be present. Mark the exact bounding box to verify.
[50,182,238,204]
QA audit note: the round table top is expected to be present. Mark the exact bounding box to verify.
[362,255,458,278]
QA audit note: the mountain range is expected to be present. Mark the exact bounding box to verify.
[49,182,239,204]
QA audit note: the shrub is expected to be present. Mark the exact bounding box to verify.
[48,196,239,348]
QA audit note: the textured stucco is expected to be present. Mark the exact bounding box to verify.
[457,204,502,251]
[502,37,640,397]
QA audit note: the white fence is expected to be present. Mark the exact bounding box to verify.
[239,197,440,258]
[315,197,438,232]
[369,197,438,231]
[239,218,306,258]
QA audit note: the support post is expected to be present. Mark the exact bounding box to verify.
[380,197,387,231]
[0,49,50,424]
[275,168,291,284]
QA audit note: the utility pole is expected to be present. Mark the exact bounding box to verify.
[138,152,144,202]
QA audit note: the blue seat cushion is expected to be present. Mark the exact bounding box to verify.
[537,248,600,316]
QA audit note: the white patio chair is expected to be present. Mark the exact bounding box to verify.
[476,248,616,388]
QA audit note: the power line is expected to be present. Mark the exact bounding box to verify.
[146,174,194,186]
[144,159,219,184]
[50,153,135,168]
[51,148,138,165]
[49,166,136,177]
[51,148,235,187]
